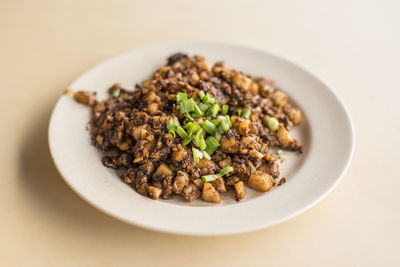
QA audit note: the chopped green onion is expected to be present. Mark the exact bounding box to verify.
[182,137,192,146]
[166,119,180,130]
[219,166,234,176]
[182,122,200,145]
[175,126,187,138]
[168,130,176,139]
[205,136,220,155]
[202,93,211,103]
[211,119,219,126]
[219,117,230,132]
[201,174,219,183]
[184,112,194,121]
[242,109,251,119]
[214,131,222,141]
[184,122,200,135]
[234,109,242,116]
[192,100,204,118]
[207,104,220,119]
[225,115,232,127]
[179,99,194,113]
[202,151,211,160]
[203,93,217,105]
[201,165,234,182]
[198,90,205,100]
[198,135,207,150]
[193,129,206,150]
[198,102,209,113]
[112,88,120,98]
[221,104,229,115]
[201,120,217,135]
[192,147,203,163]
[176,92,187,103]
[266,117,279,131]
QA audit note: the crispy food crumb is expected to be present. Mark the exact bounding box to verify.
[278,177,286,186]
[64,89,74,95]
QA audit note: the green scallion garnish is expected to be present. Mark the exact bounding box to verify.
[201,174,220,183]
[201,165,234,182]
[166,119,179,130]
[192,100,204,118]
[221,104,229,115]
[207,104,220,119]
[176,92,187,103]
[201,120,217,135]
[179,99,194,113]
[175,126,187,138]
[192,147,203,163]
[193,129,205,150]
[219,117,230,132]
[211,119,219,126]
[112,88,120,98]
[234,109,242,116]
[198,102,209,113]
[203,93,217,105]
[198,90,205,100]
[225,115,232,127]
[168,130,176,139]
[242,109,251,119]
[184,112,194,121]
[219,166,234,176]
[202,151,211,160]
[205,136,220,155]
[214,131,222,141]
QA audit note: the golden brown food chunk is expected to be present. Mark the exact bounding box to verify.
[183,183,201,202]
[277,127,292,147]
[249,149,264,159]
[192,179,204,189]
[143,90,160,102]
[248,171,275,192]
[201,183,221,203]
[271,90,287,106]
[147,186,163,200]
[154,163,173,178]
[173,171,189,194]
[220,136,239,153]
[171,144,187,162]
[236,119,251,136]
[233,181,246,200]
[258,161,280,178]
[212,177,227,193]
[73,91,97,106]
[232,73,252,90]
[218,158,232,169]
[133,125,147,140]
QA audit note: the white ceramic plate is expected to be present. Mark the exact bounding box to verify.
[49,42,354,236]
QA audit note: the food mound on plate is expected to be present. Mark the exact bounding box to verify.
[73,53,303,203]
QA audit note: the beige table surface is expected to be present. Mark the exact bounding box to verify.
[1,0,399,266]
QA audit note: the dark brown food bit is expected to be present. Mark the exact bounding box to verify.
[74,54,303,203]
[183,183,201,202]
[167,53,188,65]
[278,177,286,186]
[74,91,97,106]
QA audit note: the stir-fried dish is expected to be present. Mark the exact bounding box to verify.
[73,53,303,203]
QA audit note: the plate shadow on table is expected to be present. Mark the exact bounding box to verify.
[17,95,147,233]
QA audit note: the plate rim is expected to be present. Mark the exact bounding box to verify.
[48,41,354,236]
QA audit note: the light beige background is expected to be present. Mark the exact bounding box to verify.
[1,0,399,266]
